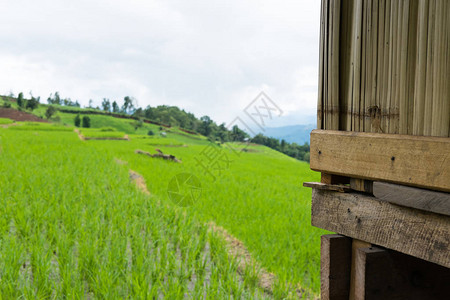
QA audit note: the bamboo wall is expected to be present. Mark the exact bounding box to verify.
[318,0,450,137]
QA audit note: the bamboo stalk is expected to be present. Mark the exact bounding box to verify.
[375,0,386,133]
[406,0,418,135]
[369,0,379,133]
[324,0,330,129]
[382,0,392,133]
[339,0,353,131]
[436,0,449,137]
[345,0,357,131]
[431,0,443,136]
[386,0,397,133]
[445,1,450,137]
[360,0,368,132]
[324,0,330,130]
[413,0,429,135]
[330,0,341,130]
[423,0,435,136]
[391,0,402,134]
[318,0,326,129]
[353,0,363,132]
[398,0,410,134]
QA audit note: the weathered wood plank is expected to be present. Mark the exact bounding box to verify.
[310,130,450,192]
[320,234,352,300]
[373,181,450,216]
[350,178,373,194]
[354,247,387,300]
[349,239,371,300]
[303,182,351,193]
[311,189,450,268]
[354,246,450,300]
[321,172,350,185]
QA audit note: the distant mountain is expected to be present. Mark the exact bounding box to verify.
[258,124,316,145]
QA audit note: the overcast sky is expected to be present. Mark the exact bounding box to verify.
[0,0,320,127]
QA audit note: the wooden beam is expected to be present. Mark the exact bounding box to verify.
[321,173,350,185]
[350,178,373,194]
[354,246,450,300]
[349,239,371,300]
[320,235,352,300]
[373,181,450,216]
[303,182,351,193]
[311,189,450,268]
[310,130,450,192]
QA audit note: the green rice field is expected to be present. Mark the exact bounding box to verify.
[0,117,325,299]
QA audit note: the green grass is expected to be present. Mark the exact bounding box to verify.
[57,113,162,135]
[0,106,324,297]
[88,136,325,295]
[80,128,126,139]
[8,122,73,131]
[0,129,269,299]
[0,118,13,124]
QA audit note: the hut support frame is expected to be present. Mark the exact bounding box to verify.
[306,130,450,299]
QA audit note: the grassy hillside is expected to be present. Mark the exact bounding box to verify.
[0,129,272,299]
[0,104,324,297]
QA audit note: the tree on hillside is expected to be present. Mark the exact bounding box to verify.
[54,92,61,105]
[122,96,134,114]
[47,92,61,105]
[112,101,119,113]
[216,123,229,142]
[26,97,39,111]
[102,98,111,112]
[303,152,310,163]
[74,114,81,127]
[45,106,57,119]
[281,139,288,151]
[133,118,143,130]
[17,92,24,107]
[230,125,249,142]
[133,107,144,118]
[144,105,154,119]
[2,98,11,108]
[198,115,213,136]
[82,116,91,128]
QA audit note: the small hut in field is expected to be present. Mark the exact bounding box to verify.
[304,0,450,298]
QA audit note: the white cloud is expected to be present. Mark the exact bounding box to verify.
[0,0,320,125]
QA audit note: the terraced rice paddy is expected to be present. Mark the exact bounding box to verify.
[0,120,325,299]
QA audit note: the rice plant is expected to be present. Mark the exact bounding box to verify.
[0,129,269,298]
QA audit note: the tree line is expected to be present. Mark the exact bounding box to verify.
[3,91,310,162]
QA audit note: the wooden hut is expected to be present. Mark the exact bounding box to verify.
[304,0,450,298]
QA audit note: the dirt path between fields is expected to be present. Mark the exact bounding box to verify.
[124,162,312,299]
[207,222,277,294]
[74,129,85,140]
[207,223,311,298]
[1,123,18,128]
[128,170,150,195]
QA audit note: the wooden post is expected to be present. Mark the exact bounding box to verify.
[353,246,450,299]
[320,234,352,300]
[349,240,371,300]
